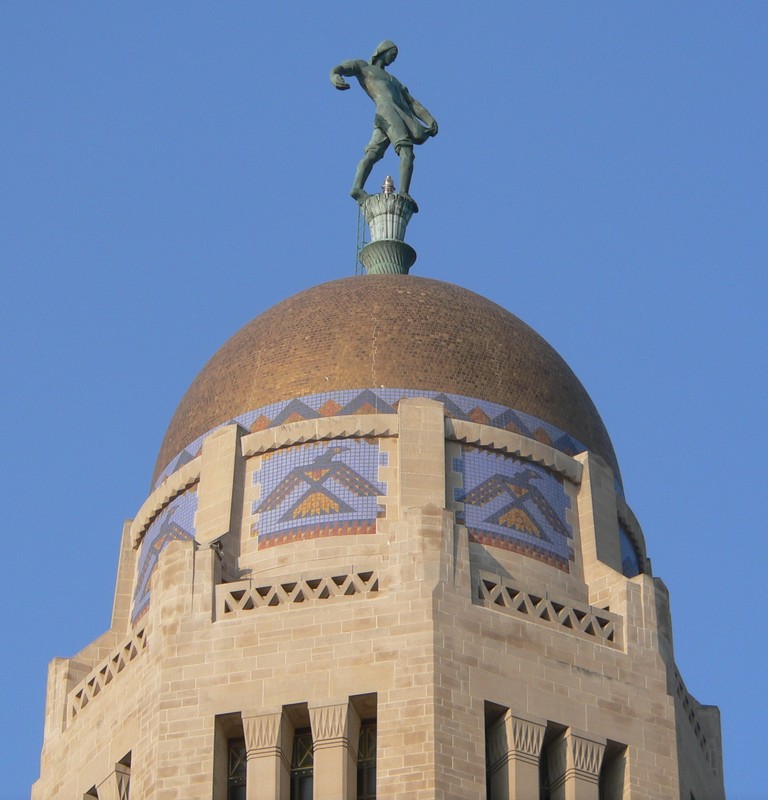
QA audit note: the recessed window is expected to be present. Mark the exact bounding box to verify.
[357,721,376,800]
[291,728,314,800]
[227,738,246,800]
[538,722,567,800]
[599,740,626,800]
[484,701,507,800]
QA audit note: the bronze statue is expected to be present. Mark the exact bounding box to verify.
[331,41,438,209]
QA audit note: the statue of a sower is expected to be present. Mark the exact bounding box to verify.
[330,40,438,211]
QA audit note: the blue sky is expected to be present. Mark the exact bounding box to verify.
[2,3,766,798]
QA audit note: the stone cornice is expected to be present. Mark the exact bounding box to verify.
[130,457,201,548]
[446,419,583,484]
[240,414,399,458]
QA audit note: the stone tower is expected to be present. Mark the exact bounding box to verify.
[33,271,725,799]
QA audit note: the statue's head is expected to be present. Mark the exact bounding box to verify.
[371,40,398,66]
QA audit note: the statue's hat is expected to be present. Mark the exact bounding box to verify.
[371,40,397,62]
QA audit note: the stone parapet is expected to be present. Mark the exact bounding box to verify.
[215,570,379,619]
[67,625,148,723]
[476,571,622,648]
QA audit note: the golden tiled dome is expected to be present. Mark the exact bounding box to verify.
[154,276,618,483]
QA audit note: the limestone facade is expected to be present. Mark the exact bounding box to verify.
[33,394,724,799]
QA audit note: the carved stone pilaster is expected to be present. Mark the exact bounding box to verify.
[548,729,605,800]
[309,702,359,754]
[309,701,361,800]
[244,711,289,768]
[510,714,545,766]
[488,712,545,799]
[570,734,605,780]
[243,711,292,800]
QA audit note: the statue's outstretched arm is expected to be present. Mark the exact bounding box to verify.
[406,92,438,136]
[330,59,363,91]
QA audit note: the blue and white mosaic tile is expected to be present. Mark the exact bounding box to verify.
[132,488,197,623]
[251,438,386,548]
[455,447,574,570]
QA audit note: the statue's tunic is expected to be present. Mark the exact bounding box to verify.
[338,59,431,154]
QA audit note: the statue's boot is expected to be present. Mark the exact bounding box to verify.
[351,155,377,205]
[400,192,419,213]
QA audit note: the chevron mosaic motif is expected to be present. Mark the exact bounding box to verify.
[455,447,573,570]
[131,488,197,623]
[251,439,386,548]
[155,388,594,489]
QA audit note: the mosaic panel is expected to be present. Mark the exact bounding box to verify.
[455,446,573,570]
[132,487,197,623]
[619,521,642,578]
[251,439,386,549]
[155,388,598,489]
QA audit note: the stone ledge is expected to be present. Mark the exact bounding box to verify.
[240,414,399,458]
[446,419,583,484]
[130,458,201,547]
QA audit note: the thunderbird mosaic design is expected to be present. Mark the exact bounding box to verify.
[132,488,197,622]
[455,448,573,569]
[253,440,385,548]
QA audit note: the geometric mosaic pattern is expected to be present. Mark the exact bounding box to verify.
[454,446,573,571]
[155,388,597,489]
[251,439,386,549]
[131,488,197,623]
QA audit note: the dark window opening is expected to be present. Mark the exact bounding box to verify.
[539,751,552,800]
[357,721,376,800]
[227,738,246,800]
[291,728,314,800]
[539,722,566,800]
[484,701,507,800]
[599,740,626,800]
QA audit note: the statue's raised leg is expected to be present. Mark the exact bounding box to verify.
[351,153,379,204]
